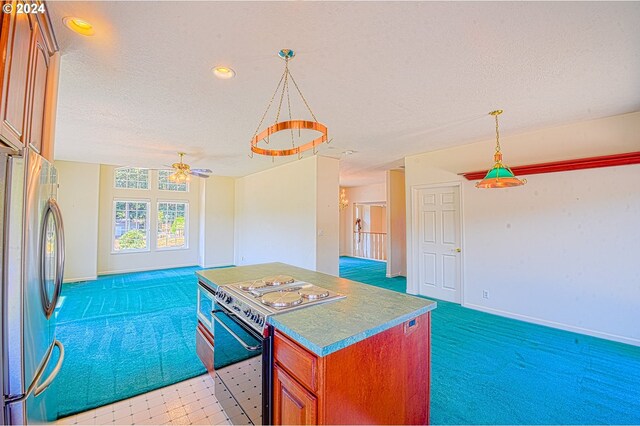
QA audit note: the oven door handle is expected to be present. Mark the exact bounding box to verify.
[212,310,262,352]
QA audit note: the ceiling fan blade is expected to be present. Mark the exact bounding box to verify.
[189,171,211,178]
[191,168,213,174]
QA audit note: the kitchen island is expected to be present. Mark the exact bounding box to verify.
[197,262,436,425]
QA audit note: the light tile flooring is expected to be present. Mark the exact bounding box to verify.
[55,359,255,426]
[216,357,261,425]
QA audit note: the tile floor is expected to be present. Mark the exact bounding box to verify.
[215,357,261,425]
[55,359,255,425]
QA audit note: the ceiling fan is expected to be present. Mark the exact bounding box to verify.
[165,152,212,182]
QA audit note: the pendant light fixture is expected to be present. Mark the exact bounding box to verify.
[250,49,328,158]
[339,188,349,211]
[476,110,526,189]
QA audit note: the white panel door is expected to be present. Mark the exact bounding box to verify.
[415,186,461,302]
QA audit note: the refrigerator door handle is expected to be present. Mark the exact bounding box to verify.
[33,340,65,397]
[3,339,63,404]
[41,198,65,318]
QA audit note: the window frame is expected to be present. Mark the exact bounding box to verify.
[113,167,150,191]
[156,200,189,251]
[157,170,190,193]
[111,199,151,254]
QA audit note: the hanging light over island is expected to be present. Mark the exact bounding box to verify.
[249,49,329,158]
[476,110,526,189]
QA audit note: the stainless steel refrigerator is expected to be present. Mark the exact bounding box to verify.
[1,145,65,424]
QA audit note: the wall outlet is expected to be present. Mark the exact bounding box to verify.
[482,290,489,299]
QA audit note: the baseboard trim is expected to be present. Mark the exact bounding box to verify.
[199,263,235,269]
[386,272,405,278]
[348,256,387,263]
[97,264,199,276]
[63,276,97,283]
[464,302,640,347]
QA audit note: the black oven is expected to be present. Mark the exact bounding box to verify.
[212,301,272,425]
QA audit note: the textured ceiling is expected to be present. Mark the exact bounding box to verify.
[48,1,640,186]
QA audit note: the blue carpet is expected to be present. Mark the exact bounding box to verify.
[52,266,246,418]
[339,256,640,425]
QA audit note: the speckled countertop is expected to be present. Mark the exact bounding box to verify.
[196,262,436,357]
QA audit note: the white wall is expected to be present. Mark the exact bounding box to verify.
[405,112,640,345]
[55,160,100,282]
[369,206,386,233]
[315,156,340,276]
[199,176,235,268]
[235,155,340,275]
[386,169,407,277]
[97,165,201,274]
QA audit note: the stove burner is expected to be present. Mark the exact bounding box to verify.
[261,290,303,308]
[299,287,330,300]
[237,279,266,291]
[262,275,295,286]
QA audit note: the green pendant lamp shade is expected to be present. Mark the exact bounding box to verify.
[476,110,526,189]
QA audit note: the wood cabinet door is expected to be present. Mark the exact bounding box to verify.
[26,18,48,154]
[273,364,318,425]
[0,1,33,147]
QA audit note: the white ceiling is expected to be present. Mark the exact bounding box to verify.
[48,1,640,186]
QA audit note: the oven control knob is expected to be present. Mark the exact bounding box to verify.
[244,308,251,317]
[226,295,233,304]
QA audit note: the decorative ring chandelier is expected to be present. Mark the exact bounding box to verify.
[476,110,526,189]
[250,49,329,158]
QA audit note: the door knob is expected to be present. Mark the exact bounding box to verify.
[455,248,461,253]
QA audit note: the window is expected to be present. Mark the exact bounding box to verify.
[158,170,188,192]
[114,168,149,190]
[157,202,188,249]
[113,201,149,252]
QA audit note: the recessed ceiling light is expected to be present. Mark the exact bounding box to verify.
[212,66,236,79]
[342,150,355,155]
[63,17,95,36]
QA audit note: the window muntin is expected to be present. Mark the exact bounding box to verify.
[113,200,150,252]
[114,168,149,190]
[158,170,188,192]
[157,201,188,249]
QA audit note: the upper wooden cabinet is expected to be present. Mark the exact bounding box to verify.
[0,3,33,147]
[0,0,59,159]
[26,17,49,153]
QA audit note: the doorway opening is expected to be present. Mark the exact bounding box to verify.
[353,203,387,261]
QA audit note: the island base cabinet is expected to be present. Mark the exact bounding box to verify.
[273,311,431,425]
[273,364,318,425]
